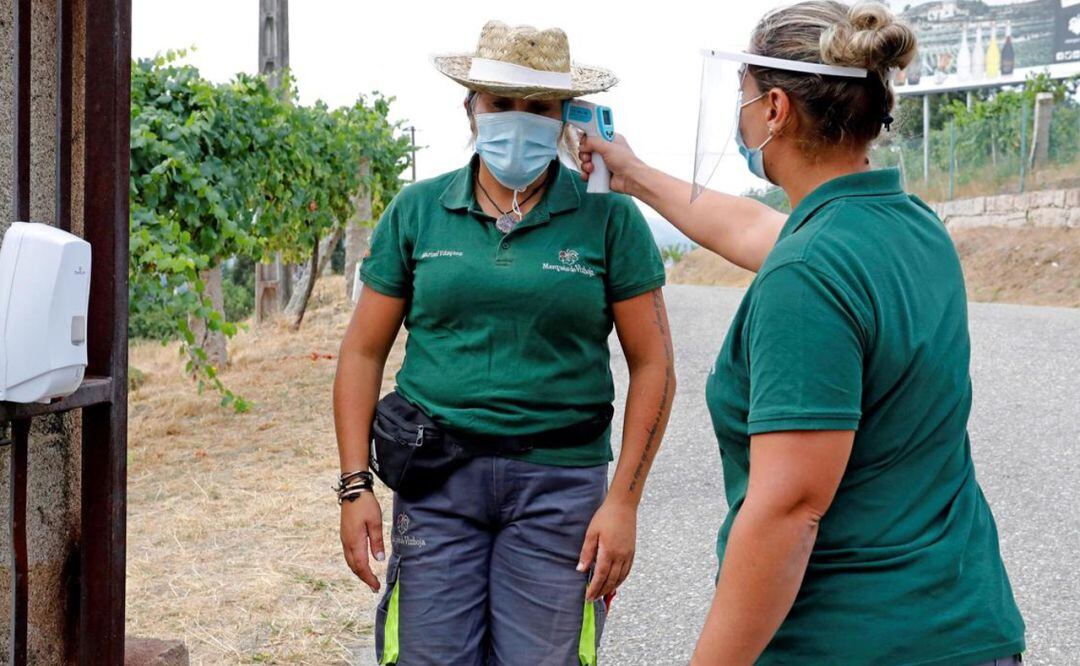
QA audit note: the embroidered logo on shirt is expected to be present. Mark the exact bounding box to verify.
[543,248,596,277]
[419,249,464,259]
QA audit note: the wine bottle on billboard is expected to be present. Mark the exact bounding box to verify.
[1001,21,1015,75]
[986,21,1001,78]
[973,24,986,79]
[957,25,972,81]
[906,54,922,85]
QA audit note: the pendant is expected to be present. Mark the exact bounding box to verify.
[496,214,519,234]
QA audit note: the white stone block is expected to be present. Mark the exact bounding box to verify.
[985,194,1016,214]
[1027,190,1065,209]
[944,196,985,216]
[1028,207,1069,228]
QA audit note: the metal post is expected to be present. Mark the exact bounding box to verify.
[13,0,31,222]
[410,126,417,183]
[1019,101,1028,193]
[10,419,30,665]
[81,1,132,662]
[948,120,956,201]
[56,0,73,231]
[897,147,908,190]
[9,4,32,658]
[923,94,931,182]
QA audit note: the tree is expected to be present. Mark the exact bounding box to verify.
[129,52,412,409]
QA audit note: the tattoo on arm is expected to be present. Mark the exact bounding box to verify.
[629,290,675,494]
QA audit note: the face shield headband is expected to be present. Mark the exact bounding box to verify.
[691,49,868,202]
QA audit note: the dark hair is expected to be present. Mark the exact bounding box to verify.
[748,0,917,155]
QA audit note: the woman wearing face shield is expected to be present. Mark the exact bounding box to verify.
[333,20,675,666]
[581,2,1024,664]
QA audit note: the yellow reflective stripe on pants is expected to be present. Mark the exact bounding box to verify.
[380,580,401,665]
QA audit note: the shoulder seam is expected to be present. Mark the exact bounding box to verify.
[753,256,875,348]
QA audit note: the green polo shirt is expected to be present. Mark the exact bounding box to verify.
[705,169,1025,665]
[360,155,665,467]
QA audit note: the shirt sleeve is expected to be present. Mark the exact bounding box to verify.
[604,196,667,302]
[746,261,868,435]
[359,197,412,298]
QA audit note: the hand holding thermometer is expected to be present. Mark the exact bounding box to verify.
[563,100,615,193]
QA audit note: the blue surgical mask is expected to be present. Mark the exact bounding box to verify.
[474,111,563,191]
[734,92,775,183]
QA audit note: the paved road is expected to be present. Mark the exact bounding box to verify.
[602,284,1080,666]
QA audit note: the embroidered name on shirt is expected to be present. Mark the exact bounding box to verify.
[419,250,464,259]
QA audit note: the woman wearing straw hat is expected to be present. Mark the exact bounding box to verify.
[579,2,1024,665]
[333,20,675,666]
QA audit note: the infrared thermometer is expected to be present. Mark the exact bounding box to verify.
[563,100,615,193]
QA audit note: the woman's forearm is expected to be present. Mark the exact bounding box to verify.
[332,351,387,473]
[625,164,785,273]
[608,358,675,507]
[691,502,819,665]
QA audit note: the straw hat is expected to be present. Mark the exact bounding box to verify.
[432,20,619,100]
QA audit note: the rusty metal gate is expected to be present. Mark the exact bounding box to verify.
[1,0,130,662]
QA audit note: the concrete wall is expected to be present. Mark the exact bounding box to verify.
[0,0,87,662]
[929,188,1080,230]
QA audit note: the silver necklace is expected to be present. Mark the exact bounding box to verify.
[476,174,546,234]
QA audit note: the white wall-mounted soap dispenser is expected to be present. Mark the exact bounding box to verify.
[0,222,92,404]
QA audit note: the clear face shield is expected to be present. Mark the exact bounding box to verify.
[691,50,869,203]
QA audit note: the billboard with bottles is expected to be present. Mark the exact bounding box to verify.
[889,0,1080,93]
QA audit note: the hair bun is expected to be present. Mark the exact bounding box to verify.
[820,1,917,73]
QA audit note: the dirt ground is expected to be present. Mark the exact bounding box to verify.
[669,227,1080,309]
[126,276,402,665]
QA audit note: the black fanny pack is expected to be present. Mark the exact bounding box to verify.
[369,390,613,499]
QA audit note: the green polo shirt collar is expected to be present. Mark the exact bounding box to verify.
[779,167,903,240]
[438,154,582,223]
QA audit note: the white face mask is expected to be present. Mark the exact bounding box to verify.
[734,90,775,184]
[473,111,563,192]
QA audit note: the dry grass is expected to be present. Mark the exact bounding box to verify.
[126,276,403,665]
[953,227,1080,308]
[667,250,755,289]
[907,160,1080,203]
[669,227,1080,309]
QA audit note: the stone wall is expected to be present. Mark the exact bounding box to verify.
[0,0,87,662]
[928,188,1080,230]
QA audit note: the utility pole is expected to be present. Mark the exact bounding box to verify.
[255,0,290,323]
[258,0,289,90]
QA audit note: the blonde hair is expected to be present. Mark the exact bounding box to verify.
[748,0,917,154]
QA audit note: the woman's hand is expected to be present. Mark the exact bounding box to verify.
[578,498,638,601]
[578,133,648,195]
[340,491,386,593]
[579,134,785,273]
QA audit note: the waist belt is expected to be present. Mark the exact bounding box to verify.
[369,390,614,498]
